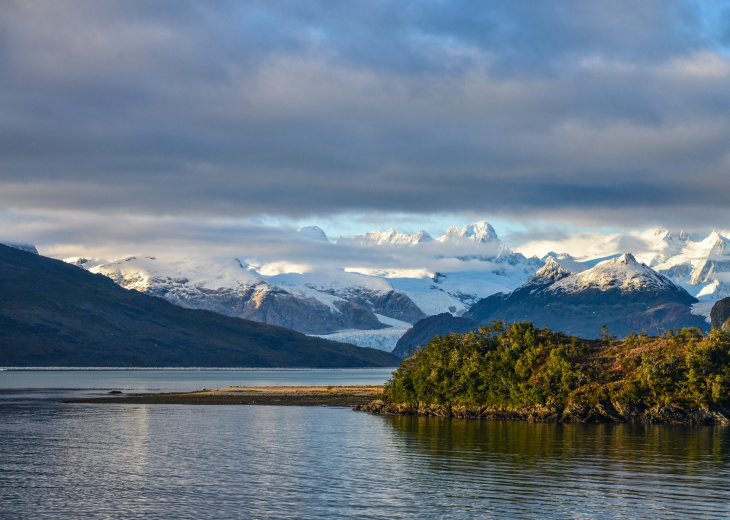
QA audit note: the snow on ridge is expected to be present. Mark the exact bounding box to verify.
[529,257,572,285]
[681,230,730,261]
[541,252,588,273]
[3,243,39,255]
[437,221,499,244]
[549,253,676,294]
[265,268,395,294]
[90,255,262,291]
[333,220,502,248]
[335,228,433,246]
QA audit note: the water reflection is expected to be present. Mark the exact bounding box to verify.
[2,394,730,520]
[382,416,730,518]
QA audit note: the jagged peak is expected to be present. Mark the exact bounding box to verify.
[528,257,572,286]
[541,256,565,270]
[549,251,680,294]
[652,227,670,238]
[542,251,588,273]
[707,230,729,244]
[543,251,575,260]
[438,221,499,244]
[651,227,701,244]
[412,230,434,242]
[618,252,638,264]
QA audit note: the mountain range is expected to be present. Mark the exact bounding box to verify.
[466,253,706,337]
[40,221,730,352]
[0,244,398,367]
[394,253,709,357]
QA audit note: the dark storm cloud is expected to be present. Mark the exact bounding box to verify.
[1,0,729,230]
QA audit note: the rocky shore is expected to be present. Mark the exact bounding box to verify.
[64,383,730,424]
[355,400,730,424]
[64,385,384,407]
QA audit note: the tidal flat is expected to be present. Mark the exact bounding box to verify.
[63,384,385,407]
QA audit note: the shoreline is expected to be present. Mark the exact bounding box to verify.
[63,384,730,424]
[355,400,730,425]
[62,385,385,407]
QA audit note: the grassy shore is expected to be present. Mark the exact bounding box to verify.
[63,385,385,407]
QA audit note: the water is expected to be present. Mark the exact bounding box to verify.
[2,370,730,519]
[0,368,395,395]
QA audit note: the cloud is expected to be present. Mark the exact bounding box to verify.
[1,0,729,242]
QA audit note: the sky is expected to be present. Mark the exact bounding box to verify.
[1,0,730,260]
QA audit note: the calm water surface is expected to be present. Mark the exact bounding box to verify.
[1,370,729,519]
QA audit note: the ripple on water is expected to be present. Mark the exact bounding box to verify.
[1,397,729,519]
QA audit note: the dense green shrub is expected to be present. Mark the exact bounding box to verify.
[383,322,730,411]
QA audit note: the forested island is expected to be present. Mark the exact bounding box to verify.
[358,321,730,424]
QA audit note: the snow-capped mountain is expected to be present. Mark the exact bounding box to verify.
[393,253,709,356]
[336,221,502,248]
[542,252,588,274]
[634,228,699,266]
[85,255,420,336]
[462,253,705,338]
[526,256,572,287]
[519,227,730,316]
[653,231,730,297]
[437,221,499,244]
[548,253,681,295]
[341,222,541,316]
[62,220,543,350]
[61,221,730,350]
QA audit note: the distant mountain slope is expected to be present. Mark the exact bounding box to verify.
[465,254,707,338]
[653,231,730,300]
[710,297,730,330]
[391,313,481,359]
[85,256,421,335]
[0,245,398,367]
[518,227,730,307]
[61,221,545,344]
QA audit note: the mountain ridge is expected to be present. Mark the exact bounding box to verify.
[36,222,730,349]
[0,245,398,367]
